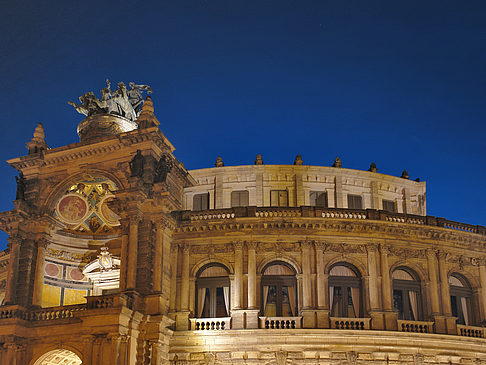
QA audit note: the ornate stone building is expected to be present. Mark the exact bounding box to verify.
[0,84,485,364]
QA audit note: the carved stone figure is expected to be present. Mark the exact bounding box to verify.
[129,150,145,178]
[401,169,410,179]
[255,154,263,165]
[15,173,26,200]
[128,82,152,114]
[368,162,377,172]
[215,157,224,167]
[68,80,152,122]
[154,154,174,183]
[332,157,342,168]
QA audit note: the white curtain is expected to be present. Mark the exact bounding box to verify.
[330,266,355,277]
[408,291,418,320]
[263,286,270,311]
[329,286,335,314]
[197,288,207,317]
[223,286,230,316]
[350,287,360,318]
[460,297,469,325]
[287,286,296,316]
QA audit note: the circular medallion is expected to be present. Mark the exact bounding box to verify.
[45,263,60,277]
[70,268,85,281]
[98,196,120,226]
[56,194,88,224]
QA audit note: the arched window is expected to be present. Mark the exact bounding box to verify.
[392,267,422,321]
[261,261,297,317]
[449,274,473,326]
[329,263,362,318]
[196,264,230,318]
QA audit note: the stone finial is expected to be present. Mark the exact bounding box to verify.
[137,96,160,128]
[415,177,420,182]
[294,154,303,165]
[332,157,342,168]
[215,156,224,167]
[26,123,49,154]
[368,162,377,173]
[401,170,409,179]
[255,154,263,165]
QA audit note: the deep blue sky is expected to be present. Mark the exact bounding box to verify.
[0,1,485,250]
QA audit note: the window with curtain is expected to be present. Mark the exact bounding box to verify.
[196,264,230,318]
[347,194,363,209]
[231,190,249,207]
[193,193,209,211]
[328,263,362,318]
[261,262,297,317]
[310,191,327,208]
[392,268,422,321]
[449,274,473,326]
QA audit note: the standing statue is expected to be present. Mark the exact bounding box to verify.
[15,173,26,200]
[128,82,152,115]
[129,150,145,178]
[154,154,174,183]
[68,80,152,122]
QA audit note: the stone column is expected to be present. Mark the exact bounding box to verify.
[153,222,164,292]
[246,242,259,329]
[180,245,190,311]
[315,242,329,328]
[478,259,486,324]
[247,242,257,309]
[367,244,384,329]
[126,217,140,290]
[380,245,397,330]
[233,242,243,310]
[302,242,312,309]
[4,236,21,305]
[119,221,129,291]
[427,249,444,333]
[169,244,178,312]
[438,251,455,334]
[32,238,48,307]
[176,244,190,330]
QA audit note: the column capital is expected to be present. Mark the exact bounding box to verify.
[427,248,439,257]
[436,250,449,261]
[366,243,378,253]
[379,244,390,255]
[179,243,190,253]
[129,214,143,225]
[246,241,258,250]
[233,241,244,250]
[314,241,328,251]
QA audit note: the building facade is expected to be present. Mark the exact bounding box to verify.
[0,87,485,364]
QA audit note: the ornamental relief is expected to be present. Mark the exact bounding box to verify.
[387,247,427,259]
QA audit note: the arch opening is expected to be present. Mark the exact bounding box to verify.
[34,349,82,365]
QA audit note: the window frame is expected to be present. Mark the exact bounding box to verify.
[347,194,363,209]
[310,191,328,208]
[392,268,423,321]
[382,199,396,212]
[270,190,289,207]
[328,263,362,318]
[195,264,230,318]
[231,190,249,208]
[261,261,297,317]
[193,192,210,211]
[449,274,473,325]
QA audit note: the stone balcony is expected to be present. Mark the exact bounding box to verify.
[175,206,486,236]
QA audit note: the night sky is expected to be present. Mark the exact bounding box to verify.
[0,1,485,250]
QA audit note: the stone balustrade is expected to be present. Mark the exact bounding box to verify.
[190,317,231,331]
[176,207,486,236]
[330,317,371,330]
[457,324,485,338]
[398,320,434,333]
[259,316,302,329]
[29,304,86,321]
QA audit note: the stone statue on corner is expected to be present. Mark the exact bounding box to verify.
[129,150,145,178]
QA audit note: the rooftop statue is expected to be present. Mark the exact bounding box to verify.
[68,79,152,122]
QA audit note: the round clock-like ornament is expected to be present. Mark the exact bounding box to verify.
[56,194,89,224]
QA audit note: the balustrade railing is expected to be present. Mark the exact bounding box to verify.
[330,317,370,330]
[457,324,485,338]
[177,207,486,236]
[190,317,231,331]
[259,316,301,329]
[398,320,433,333]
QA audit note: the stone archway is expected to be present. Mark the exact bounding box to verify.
[33,349,82,365]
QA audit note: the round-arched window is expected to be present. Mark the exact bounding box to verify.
[392,267,422,321]
[196,264,230,318]
[329,263,362,318]
[261,261,297,317]
[449,273,473,325]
